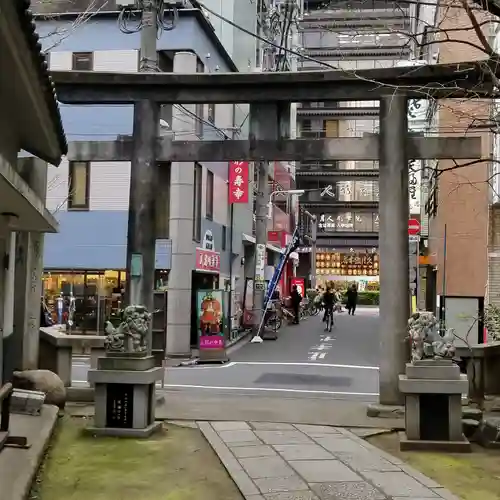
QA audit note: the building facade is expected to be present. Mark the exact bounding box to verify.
[35,3,292,356]
[295,0,438,292]
[423,2,493,315]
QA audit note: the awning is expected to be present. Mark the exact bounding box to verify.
[0,159,58,233]
[242,233,283,254]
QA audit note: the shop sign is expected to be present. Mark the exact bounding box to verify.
[255,244,266,281]
[290,277,305,297]
[195,248,221,272]
[319,213,362,230]
[197,290,227,358]
[202,229,214,251]
[320,185,336,198]
[229,161,249,204]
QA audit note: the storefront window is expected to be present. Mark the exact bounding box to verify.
[43,270,128,334]
[43,269,170,333]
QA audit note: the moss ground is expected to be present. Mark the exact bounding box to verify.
[30,417,242,500]
[368,432,500,500]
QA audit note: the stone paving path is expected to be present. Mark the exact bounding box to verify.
[197,421,460,500]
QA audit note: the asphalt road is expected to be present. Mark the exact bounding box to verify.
[72,307,380,402]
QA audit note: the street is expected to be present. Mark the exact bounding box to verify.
[72,307,380,402]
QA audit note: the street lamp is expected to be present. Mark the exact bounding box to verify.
[267,189,305,220]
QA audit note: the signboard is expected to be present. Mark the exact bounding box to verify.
[202,229,214,251]
[320,185,336,198]
[197,290,228,363]
[396,60,428,216]
[155,239,172,269]
[255,244,266,282]
[319,213,375,232]
[229,161,249,203]
[195,248,221,273]
[290,277,305,297]
[316,251,379,277]
[408,218,421,236]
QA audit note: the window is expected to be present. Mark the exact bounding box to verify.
[207,103,215,124]
[72,52,93,71]
[206,170,214,220]
[222,225,227,251]
[68,161,90,210]
[324,120,339,138]
[193,163,202,242]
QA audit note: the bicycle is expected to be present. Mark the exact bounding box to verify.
[323,307,334,332]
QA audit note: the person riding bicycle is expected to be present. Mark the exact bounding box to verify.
[322,287,335,325]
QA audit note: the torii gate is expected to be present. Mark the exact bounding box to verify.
[51,61,488,406]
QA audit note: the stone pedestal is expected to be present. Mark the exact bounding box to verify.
[399,360,471,452]
[86,353,162,438]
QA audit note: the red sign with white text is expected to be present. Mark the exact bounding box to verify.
[290,277,305,297]
[229,161,249,204]
[195,248,221,273]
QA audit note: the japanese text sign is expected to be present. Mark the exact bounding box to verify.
[199,336,225,350]
[196,248,221,272]
[229,161,249,204]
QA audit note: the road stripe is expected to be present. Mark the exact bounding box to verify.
[226,361,379,370]
[160,384,379,396]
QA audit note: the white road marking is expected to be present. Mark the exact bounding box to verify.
[318,353,326,360]
[309,352,319,361]
[321,336,334,342]
[160,384,379,396]
[225,362,379,370]
[313,344,332,351]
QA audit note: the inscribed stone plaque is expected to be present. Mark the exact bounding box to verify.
[106,383,134,428]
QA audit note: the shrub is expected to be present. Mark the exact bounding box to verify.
[342,290,380,305]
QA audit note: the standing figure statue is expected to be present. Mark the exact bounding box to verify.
[105,305,150,353]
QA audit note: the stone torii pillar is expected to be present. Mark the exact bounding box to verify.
[378,94,410,406]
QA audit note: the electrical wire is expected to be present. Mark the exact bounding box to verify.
[156,0,179,33]
[117,1,178,35]
[195,0,353,72]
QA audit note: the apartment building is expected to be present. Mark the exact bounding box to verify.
[295,0,437,286]
[33,3,290,357]
[423,2,493,322]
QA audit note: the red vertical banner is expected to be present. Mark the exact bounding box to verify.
[229,161,249,204]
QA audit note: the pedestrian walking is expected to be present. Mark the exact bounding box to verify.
[290,285,302,324]
[346,283,358,315]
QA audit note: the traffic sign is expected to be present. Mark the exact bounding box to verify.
[408,218,421,236]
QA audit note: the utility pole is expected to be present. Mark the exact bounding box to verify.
[125,0,159,350]
[303,210,317,289]
[252,158,270,331]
